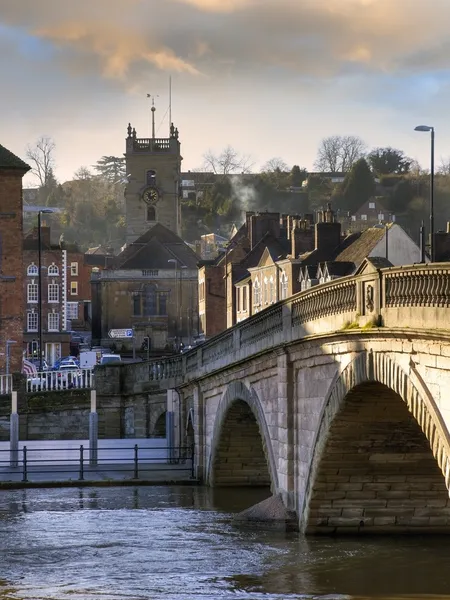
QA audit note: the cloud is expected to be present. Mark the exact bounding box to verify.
[0,0,449,88]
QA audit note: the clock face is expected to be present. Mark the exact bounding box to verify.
[143,187,159,205]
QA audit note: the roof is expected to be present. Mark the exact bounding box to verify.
[113,223,199,270]
[321,261,355,277]
[0,144,30,171]
[334,226,388,265]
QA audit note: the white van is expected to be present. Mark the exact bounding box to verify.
[100,354,122,365]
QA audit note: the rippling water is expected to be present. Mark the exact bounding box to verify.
[1,486,450,599]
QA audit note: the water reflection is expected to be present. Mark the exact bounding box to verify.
[0,486,449,599]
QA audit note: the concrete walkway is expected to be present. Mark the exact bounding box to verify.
[0,462,197,488]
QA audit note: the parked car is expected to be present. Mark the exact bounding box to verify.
[52,356,80,370]
[100,354,122,365]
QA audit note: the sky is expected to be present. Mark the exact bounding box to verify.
[1,0,450,186]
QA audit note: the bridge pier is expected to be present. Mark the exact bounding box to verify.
[275,349,296,510]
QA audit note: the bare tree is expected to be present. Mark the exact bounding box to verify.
[203,146,253,175]
[315,135,366,173]
[438,157,450,176]
[26,136,56,186]
[261,157,290,173]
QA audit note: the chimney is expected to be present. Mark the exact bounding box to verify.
[249,212,281,249]
[314,206,341,252]
[291,219,314,258]
[433,226,450,262]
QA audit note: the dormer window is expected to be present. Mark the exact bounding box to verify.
[48,263,59,276]
[27,263,38,276]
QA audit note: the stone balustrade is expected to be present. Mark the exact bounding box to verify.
[143,263,450,385]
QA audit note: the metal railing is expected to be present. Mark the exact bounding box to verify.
[0,375,12,395]
[26,368,94,393]
[0,444,195,483]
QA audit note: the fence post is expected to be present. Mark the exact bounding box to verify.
[79,445,84,481]
[10,391,19,468]
[22,446,27,482]
[133,444,139,479]
[89,390,98,466]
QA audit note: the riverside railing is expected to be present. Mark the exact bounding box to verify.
[26,368,94,393]
[0,444,195,483]
[145,262,450,384]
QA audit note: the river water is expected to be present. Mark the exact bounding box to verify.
[1,486,450,600]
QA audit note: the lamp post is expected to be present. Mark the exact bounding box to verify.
[414,125,435,261]
[181,265,188,346]
[37,209,53,371]
[168,259,179,345]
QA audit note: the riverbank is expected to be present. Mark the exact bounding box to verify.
[0,463,198,489]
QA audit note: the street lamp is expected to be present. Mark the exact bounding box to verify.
[180,265,188,346]
[414,125,435,261]
[168,259,179,343]
[38,209,53,371]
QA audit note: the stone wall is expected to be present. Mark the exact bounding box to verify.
[211,400,270,486]
[307,382,449,534]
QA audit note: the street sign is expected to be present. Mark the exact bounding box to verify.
[108,329,134,339]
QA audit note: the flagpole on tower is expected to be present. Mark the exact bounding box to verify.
[147,93,158,139]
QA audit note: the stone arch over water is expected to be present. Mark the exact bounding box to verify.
[207,381,278,490]
[303,351,450,534]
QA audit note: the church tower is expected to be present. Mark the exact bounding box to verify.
[124,114,182,244]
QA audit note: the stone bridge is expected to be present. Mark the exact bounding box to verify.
[145,262,450,534]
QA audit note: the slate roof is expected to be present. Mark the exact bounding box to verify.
[334,225,388,265]
[113,223,199,270]
[0,144,30,171]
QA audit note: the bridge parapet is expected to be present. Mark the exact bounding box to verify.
[144,263,450,386]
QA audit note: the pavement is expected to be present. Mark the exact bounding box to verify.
[0,462,198,488]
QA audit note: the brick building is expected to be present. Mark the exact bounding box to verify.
[0,144,30,374]
[23,226,70,366]
[199,212,316,337]
[65,245,113,330]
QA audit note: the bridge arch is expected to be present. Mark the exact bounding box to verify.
[207,381,278,491]
[304,351,450,534]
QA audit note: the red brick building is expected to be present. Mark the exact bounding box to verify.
[0,144,30,374]
[65,245,113,330]
[23,226,70,366]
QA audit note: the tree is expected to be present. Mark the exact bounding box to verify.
[26,135,56,186]
[203,146,253,175]
[261,157,289,173]
[367,147,412,175]
[340,158,376,213]
[290,165,308,188]
[315,135,366,173]
[93,156,126,183]
[260,157,290,189]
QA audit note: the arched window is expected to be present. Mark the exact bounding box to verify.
[269,277,275,304]
[27,263,38,276]
[146,170,156,185]
[253,278,261,307]
[48,263,59,276]
[143,284,157,316]
[263,277,268,305]
[147,205,156,222]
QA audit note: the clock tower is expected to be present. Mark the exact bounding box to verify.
[124,120,182,244]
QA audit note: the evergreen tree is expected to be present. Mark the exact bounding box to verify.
[93,156,126,183]
[341,158,376,213]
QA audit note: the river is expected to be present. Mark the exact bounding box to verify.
[0,485,450,599]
